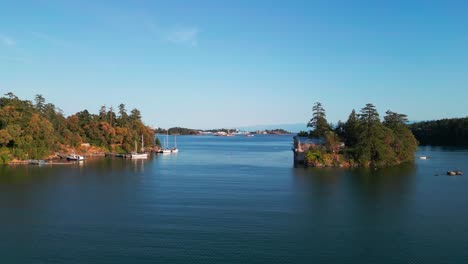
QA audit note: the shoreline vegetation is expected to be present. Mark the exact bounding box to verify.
[0,93,156,164]
[410,117,468,147]
[294,102,418,168]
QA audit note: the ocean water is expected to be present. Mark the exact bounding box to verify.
[0,135,467,263]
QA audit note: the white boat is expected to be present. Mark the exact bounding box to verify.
[158,131,172,154]
[419,156,428,160]
[245,134,254,137]
[67,153,84,161]
[157,132,179,153]
[131,153,148,159]
[160,149,171,154]
[131,135,148,159]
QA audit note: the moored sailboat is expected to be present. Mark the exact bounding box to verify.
[159,131,171,154]
[131,135,149,159]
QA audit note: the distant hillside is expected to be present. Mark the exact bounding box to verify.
[238,123,306,133]
[154,127,198,135]
[410,117,468,146]
[263,129,292,135]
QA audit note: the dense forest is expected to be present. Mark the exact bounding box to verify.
[298,102,418,167]
[0,93,155,163]
[410,118,468,147]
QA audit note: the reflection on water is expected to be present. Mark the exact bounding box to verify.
[293,164,416,201]
[0,136,467,263]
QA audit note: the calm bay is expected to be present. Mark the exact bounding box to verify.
[1,135,467,263]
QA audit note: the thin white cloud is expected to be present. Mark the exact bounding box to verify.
[68,2,201,48]
[166,26,200,46]
[32,32,73,48]
[0,34,16,47]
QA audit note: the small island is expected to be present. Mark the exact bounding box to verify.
[294,102,418,168]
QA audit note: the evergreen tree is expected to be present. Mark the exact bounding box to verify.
[307,102,330,138]
[99,105,107,121]
[108,106,115,127]
[334,121,346,139]
[383,110,409,127]
[358,103,380,125]
[355,104,396,167]
[155,137,162,147]
[5,92,18,100]
[344,109,359,147]
[34,94,45,112]
[410,117,468,146]
[130,108,142,122]
[118,103,128,126]
[384,110,418,163]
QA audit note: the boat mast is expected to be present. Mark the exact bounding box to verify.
[134,139,137,153]
[141,135,144,153]
[166,130,169,149]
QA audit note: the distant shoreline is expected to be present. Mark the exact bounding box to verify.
[154,127,293,136]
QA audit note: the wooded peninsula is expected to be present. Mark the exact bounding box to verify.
[0,93,155,164]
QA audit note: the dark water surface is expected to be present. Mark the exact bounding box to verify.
[1,135,467,263]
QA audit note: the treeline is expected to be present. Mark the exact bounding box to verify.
[410,117,468,146]
[204,128,235,133]
[154,127,199,135]
[264,129,291,134]
[0,93,154,163]
[299,102,418,167]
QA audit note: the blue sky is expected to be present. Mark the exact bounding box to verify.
[1,0,467,129]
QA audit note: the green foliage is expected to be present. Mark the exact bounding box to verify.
[344,109,359,147]
[307,102,331,138]
[410,117,468,146]
[0,93,155,161]
[0,147,11,164]
[305,147,322,165]
[383,110,409,127]
[112,145,126,154]
[264,129,290,134]
[358,103,380,124]
[303,103,418,168]
[155,137,162,147]
[167,127,198,135]
[352,106,417,167]
[324,131,340,154]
